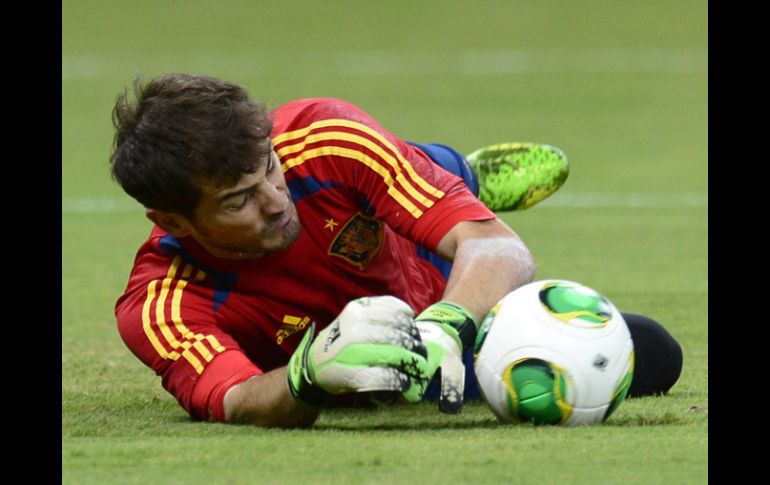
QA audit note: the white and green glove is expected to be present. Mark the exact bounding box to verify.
[287,296,431,406]
[415,301,479,414]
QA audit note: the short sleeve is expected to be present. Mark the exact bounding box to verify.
[115,253,262,421]
[272,98,495,251]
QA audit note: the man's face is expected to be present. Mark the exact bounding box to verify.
[186,149,301,260]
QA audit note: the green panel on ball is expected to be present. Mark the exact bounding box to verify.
[539,281,612,326]
[504,359,573,425]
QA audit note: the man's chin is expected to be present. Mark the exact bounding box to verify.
[247,219,301,257]
[201,219,301,260]
[275,220,301,252]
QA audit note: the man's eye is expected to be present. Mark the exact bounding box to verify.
[230,193,250,210]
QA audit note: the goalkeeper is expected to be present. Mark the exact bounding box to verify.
[110,74,682,427]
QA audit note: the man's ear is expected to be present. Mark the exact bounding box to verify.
[146,209,193,237]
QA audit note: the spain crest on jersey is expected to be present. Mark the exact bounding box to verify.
[328,212,383,269]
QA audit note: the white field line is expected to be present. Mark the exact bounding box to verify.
[538,192,707,208]
[62,193,707,214]
[62,48,706,80]
[62,197,143,213]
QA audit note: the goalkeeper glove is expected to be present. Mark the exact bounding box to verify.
[415,301,478,414]
[287,296,431,406]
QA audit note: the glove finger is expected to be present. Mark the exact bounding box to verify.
[365,295,415,317]
[438,353,465,414]
[348,367,410,393]
[331,343,429,374]
[346,296,414,321]
[344,324,426,355]
[350,296,418,333]
[313,363,411,395]
[346,344,429,402]
[422,340,447,381]
[410,340,428,360]
[314,343,430,390]
[366,308,420,338]
[361,369,426,405]
[401,373,429,403]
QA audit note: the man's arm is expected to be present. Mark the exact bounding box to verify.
[223,367,320,428]
[223,296,432,427]
[413,217,535,413]
[435,217,535,321]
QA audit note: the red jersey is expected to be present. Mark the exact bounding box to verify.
[115,98,495,421]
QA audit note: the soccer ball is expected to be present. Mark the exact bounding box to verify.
[473,280,634,426]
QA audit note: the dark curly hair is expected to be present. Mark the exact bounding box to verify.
[109,73,273,219]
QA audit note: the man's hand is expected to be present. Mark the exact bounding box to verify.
[415,301,478,414]
[287,296,431,406]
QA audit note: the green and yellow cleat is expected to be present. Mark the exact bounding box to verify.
[466,143,569,212]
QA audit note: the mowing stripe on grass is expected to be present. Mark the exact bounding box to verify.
[62,47,706,80]
[538,193,707,208]
[62,193,707,214]
[62,197,142,213]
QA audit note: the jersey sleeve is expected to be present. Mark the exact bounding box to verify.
[272,98,495,251]
[115,251,262,422]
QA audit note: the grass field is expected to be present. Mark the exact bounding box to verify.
[62,1,707,483]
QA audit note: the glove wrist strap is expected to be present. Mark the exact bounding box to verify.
[286,322,330,407]
[416,301,478,351]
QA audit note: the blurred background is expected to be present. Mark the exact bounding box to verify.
[63,0,706,327]
[63,0,707,198]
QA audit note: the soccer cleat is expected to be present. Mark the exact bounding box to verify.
[466,143,569,211]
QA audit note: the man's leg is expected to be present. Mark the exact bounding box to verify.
[466,142,568,211]
[622,313,683,396]
[410,141,570,212]
[411,142,480,196]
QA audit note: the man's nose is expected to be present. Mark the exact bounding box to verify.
[258,183,288,217]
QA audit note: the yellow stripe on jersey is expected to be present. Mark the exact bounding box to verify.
[272,119,340,145]
[191,267,224,352]
[154,258,185,349]
[206,335,226,352]
[274,118,446,213]
[275,118,445,198]
[282,145,424,218]
[142,280,180,360]
[181,264,194,279]
[171,279,213,363]
[332,119,445,199]
[141,257,224,374]
[277,130,437,210]
[155,257,204,373]
[171,271,226,361]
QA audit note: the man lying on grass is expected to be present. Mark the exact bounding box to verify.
[110,73,682,427]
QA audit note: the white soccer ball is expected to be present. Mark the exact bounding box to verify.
[474,280,634,426]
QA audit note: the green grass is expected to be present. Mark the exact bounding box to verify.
[64,403,706,484]
[63,0,707,483]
